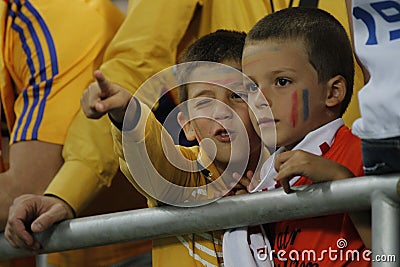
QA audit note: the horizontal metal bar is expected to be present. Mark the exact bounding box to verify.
[1,175,399,260]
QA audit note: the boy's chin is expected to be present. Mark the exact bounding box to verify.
[259,129,277,149]
[261,138,277,150]
[215,154,248,167]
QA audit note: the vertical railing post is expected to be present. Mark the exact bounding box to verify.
[372,191,400,267]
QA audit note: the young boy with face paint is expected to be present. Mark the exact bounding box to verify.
[80,30,267,267]
[228,7,370,267]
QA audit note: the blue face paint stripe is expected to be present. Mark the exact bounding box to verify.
[302,89,309,121]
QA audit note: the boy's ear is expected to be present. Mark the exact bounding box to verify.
[325,75,347,108]
[177,111,197,141]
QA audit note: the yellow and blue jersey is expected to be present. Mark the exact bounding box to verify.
[1,0,124,144]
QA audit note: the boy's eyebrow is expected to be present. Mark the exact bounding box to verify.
[226,81,246,92]
[270,67,297,75]
[243,68,297,83]
[244,76,257,84]
[208,78,242,86]
[191,89,215,99]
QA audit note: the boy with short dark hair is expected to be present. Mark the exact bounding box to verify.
[230,7,369,266]
[81,30,267,267]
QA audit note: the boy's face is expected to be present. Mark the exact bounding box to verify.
[179,61,261,170]
[243,40,331,149]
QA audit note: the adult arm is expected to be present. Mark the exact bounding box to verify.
[345,0,372,248]
[345,0,370,83]
[4,109,119,249]
[0,141,63,230]
[100,0,199,103]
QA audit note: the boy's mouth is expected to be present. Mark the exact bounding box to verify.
[258,117,276,128]
[214,128,232,142]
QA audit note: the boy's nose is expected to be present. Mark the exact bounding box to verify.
[252,89,271,108]
[212,101,233,120]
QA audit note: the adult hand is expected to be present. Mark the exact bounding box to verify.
[5,194,74,252]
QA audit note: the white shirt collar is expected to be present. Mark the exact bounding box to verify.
[251,118,344,192]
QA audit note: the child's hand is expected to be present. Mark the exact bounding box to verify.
[274,150,355,193]
[226,171,254,196]
[81,70,132,124]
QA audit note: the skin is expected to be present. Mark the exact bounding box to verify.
[274,150,355,193]
[242,39,349,189]
[4,72,135,252]
[243,40,345,150]
[6,63,265,250]
[345,0,370,84]
[242,39,371,248]
[345,0,371,249]
[6,193,73,251]
[178,61,262,175]
[4,71,131,251]
[0,141,64,231]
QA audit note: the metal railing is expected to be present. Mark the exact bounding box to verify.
[1,175,399,266]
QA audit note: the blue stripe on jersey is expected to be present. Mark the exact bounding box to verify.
[32,79,52,139]
[10,0,58,142]
[13,90,30,142]
[14,2,46,141]
[25,1,58,75]
[20,83,40,141]
[9,10,36,86]
[25,0,58,140]
[15,2,46,81]
[9,5,37,142]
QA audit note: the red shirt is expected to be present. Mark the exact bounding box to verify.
[272,126,370,267]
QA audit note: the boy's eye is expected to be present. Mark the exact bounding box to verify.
[232,92,248,100]
[245,83,259,92]
[275,78,291,87]
[194,98,212,107]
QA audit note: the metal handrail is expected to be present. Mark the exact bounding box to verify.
[1,175,399,266]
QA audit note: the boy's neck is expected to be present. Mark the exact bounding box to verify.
[285,117,341,150]
[248,143,266,173]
